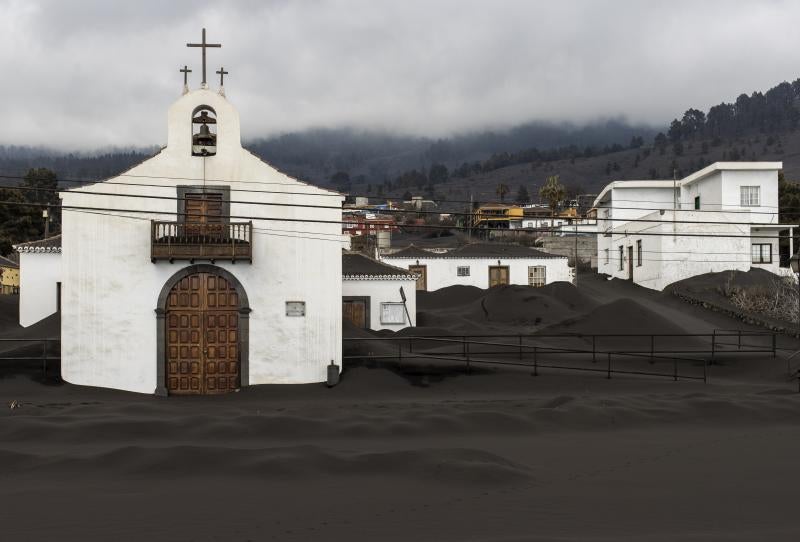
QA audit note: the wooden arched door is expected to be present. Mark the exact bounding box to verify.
[165,272,240,395]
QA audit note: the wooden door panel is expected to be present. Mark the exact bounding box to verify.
[167,310,203,395]
[489,266,510,288]
[408,265,427,291]
[166,271,240,395]
[343,300,368,328]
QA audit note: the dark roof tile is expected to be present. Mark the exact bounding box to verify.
[14,234,62,252]
[343,252,414,278]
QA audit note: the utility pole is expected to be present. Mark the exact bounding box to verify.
[574,221,578,287]
[468,193,473,242]
[673,167,678,239]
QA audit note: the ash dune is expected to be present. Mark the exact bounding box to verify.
[2,274,800,540]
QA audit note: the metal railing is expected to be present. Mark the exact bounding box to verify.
[151,220,253,262]
[0,338,60,379]
[343,330,777,383]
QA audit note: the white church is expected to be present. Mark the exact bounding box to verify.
[16,30,344,395]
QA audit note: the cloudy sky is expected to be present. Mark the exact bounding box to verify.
[2,0,799,150]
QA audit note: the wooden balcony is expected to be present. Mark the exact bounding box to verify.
[151,221,253,263]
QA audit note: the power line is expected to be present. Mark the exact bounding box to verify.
[1,199,794,240]
[3,183,796,229]
[61,208,350,244]
[4,173,797,218]
[53,207,794,263]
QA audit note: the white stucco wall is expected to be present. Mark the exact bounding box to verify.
[342,278,417,331]
[603,211,782,291]
[380,256,572,291]
[59,88,345,394]
[720,169,780,223]
[18,252,62,327]
[595,164,788,282]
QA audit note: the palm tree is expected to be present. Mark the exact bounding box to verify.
[495,183,509,202]
[539,175,566,214]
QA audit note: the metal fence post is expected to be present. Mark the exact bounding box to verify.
[673,357,678,382]
[41,339,47,379]
[533,346,538,376]
[466,339,470,374]
[518,335,522,361]
[607,352,611,379]
[703,358,708,384]
[710,331,716,365]
[650,335,655,364]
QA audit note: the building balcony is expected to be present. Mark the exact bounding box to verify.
[151,221,252,263]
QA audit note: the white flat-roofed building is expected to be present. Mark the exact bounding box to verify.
[595,162,796,290]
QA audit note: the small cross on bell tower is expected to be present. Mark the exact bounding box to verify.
[216,66,229,96]
[179,65,192,94]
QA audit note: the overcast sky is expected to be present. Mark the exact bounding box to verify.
[2,0,799,150]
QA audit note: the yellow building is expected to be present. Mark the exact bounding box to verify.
[0,255,20,295]
[472,204,524,229]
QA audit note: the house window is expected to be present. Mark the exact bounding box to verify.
[694,196,700,210]
[457,266,470,276]
[380,302,406,324]
[751,244,772,264]
[636,240,642,267]
[741,186,760,207]
[618,245,624,271]
[528,266,546,287]
[604,248,609,265]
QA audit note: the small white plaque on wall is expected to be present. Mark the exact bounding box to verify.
[286,301,306,317]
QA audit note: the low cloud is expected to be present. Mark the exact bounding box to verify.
[2,0,799,149]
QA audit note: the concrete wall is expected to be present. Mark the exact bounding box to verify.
[18,252,61,326]
[538,235,597,266]
[596,185,676,277]
[604,211,765,291]
[59,88,345,394]
[342,277,417,331]
[721,169,780,223]
[381,255,572,291]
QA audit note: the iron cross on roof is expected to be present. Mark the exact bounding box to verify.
[216,67,229,86]
[186,28,221,85]
[179,65,192,85]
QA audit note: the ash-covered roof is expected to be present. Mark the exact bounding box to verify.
[342,252,416,279]
[384,242,565,259]
[0,255,19,268]
[383,244,437,258]
[14,234,62,253]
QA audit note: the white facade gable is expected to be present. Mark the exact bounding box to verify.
[58,88,344,394]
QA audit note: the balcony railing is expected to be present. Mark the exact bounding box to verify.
[151,221,252,263]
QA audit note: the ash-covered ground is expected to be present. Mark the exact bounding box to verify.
[1,273,799,541]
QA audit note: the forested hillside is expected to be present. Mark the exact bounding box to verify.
[2,77,800,214]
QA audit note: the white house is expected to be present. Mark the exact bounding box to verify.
[13,235,62,326]
[22,44,346,396]
[381,243,572,291]
[595,162,796,290]
[342,252,417,331]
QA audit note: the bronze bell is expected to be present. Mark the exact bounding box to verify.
[193,123,216,146]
